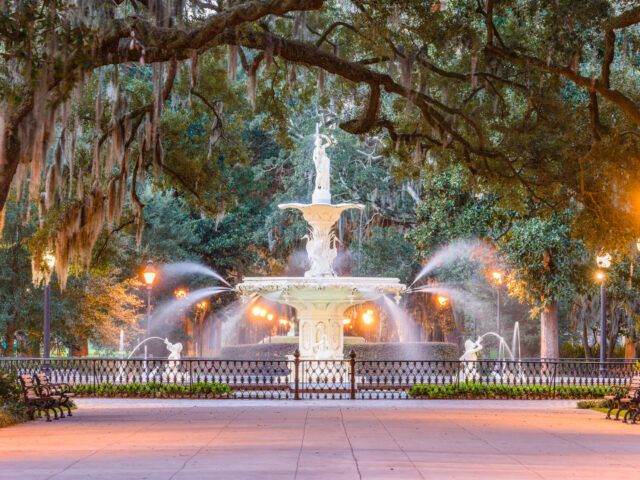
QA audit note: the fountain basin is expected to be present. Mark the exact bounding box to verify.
[237,276,405,360]
[217,341,457,361]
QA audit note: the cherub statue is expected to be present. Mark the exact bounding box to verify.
[164,338,183,361]
[459,339,483,382]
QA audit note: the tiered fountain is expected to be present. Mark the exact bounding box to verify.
[237,126,405,360]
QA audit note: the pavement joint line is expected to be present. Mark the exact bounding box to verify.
[339,408,362,480]
[449,415,547,480]
[369,408,426,480]
[45,405,189,480]
[167,407,248,480]
[526,410,640,470]
[293,407,310,480]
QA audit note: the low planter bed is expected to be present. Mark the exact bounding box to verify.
[408,382,616,400]
[73,381,232,399]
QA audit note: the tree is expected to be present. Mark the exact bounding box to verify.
[501,214,589,359]
[2,0,640,290]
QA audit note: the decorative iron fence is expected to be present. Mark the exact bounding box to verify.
[1,353,636,400]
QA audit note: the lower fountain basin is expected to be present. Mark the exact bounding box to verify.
[236,276,405,360]
[217,341,458,361]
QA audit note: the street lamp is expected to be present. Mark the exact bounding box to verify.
[42,251,55,359]
[595,252,611,369]
[142,261,157,338]
[490,270,503,336]
[195,300,209,357]
[141,261,157,361]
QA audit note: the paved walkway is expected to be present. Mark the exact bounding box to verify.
[1,399,638,480]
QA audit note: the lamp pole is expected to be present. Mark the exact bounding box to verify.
[595,252,611,373]
[43,282,51,359]
[42,252,55,359]
[142,261,157,360]
[491,271,504,336]
[599,280,606,367]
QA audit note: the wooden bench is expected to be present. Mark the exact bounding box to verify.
[604,374,640,421]
[18,374,64,421]
[35,372,75,417]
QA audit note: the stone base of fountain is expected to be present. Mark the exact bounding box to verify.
[216,341,458,361]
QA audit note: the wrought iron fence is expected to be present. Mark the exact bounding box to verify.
[1,354,636,400]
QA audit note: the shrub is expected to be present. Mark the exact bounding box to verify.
[0,372,27,427]
[73,381,232,398]
[408,382,615,400]
[576,399,609,409]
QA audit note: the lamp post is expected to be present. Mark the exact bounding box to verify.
[491,270,504,336]
[42,251,55,359]
[142,261,157,359]
[174,287,190,353]
[595,252,611,369]
[196,300,209,356]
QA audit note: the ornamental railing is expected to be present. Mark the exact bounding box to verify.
[1,353,636,400]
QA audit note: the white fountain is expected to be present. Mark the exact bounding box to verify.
[237,125,405,360]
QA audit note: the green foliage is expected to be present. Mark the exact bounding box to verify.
[408,382,614,400]
[0,372,26,426]
[351,227,417,282]
[501,212,589,311]
[72,381,232,398]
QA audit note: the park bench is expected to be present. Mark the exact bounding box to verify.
[18,373,64,421]
[35,372,75,417]
[604,374,640,421]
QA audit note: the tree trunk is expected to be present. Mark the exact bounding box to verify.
[2,323,15,356]
[581,317,591,359]
[540,301,559,359]
[70,337,89,357]
[624,337,637,359]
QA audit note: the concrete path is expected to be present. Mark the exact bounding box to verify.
[1,399,638,480]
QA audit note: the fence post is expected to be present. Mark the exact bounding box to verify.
[552,361,558,397]
[92,360,97,390]
[293,349,300,400]
[349,350,356,400]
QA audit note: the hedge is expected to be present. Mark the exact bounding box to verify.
[73,381,232,398]
[0,372,28,427]
[408,382,616,400]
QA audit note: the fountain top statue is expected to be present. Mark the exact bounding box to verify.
[311,123,333,204]
[278,123,364,277]
[237,123,404,360]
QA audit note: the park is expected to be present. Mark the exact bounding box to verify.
[1,1,640,479]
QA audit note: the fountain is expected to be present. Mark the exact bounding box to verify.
[237,124,405,360]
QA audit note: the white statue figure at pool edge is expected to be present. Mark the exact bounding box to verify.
[459,339,483,382]
[164,338,183,360]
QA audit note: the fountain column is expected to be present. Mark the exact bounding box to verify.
[296,303,346,360]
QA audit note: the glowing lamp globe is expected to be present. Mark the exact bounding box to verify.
[142,262,157,287]
[43,251,56,271]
